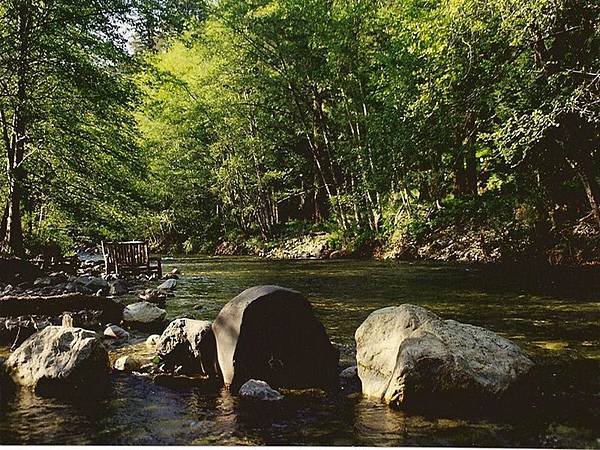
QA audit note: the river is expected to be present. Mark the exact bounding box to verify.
[1,256,599,446]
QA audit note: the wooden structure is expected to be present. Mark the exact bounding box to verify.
[101,241,162,278]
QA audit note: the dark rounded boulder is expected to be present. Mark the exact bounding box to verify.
[212,285,339,391]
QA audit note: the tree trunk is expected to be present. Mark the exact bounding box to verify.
[567,156,600,229]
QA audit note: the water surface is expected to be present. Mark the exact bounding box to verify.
[1,257,599,446]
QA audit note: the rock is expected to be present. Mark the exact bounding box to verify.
[355,305,534,409]
[75,276,109,292]
[108,279,128,296]
[5,326,109,394]
[33,277,53,287]
[329,250,343,259]
[238,379,284,401]
[146,334,161,347]
[123,302,166,324]
[2,284,13,295]
[103,324,130,341]
[156,319,219,376]
[212,285,339,391]
[61,313,73,327]
[339,365,361,395]
[339,365,358,379]
[157,278,177,291]
[139,288,166,306]
[114,355,141,372]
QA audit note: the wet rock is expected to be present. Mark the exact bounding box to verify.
[339,365,358,379]
[239,379,284,401]
[157,278,177,291]
[5,326,109,394]
[108,279,128,296]
[103,324,130,341]
[355,304,534,409]
[146,334,161,347]
[156,319,219,376]
[212,285,339,391]
[75,276,109,292]
[339,365,361,395]
[123,302,166,324]
[139,288,167,307]
[2,284,14,295]
[114,355,142,372]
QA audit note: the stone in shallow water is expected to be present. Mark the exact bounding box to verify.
[212,285,339,391]
[156,318,219,376]
[355,304,534,409]
[114,355,142,372]
[5,326,109,394]
[123,302,166,324]
[104,324,130,341]
[238,379,283,401]
[157,278,177,291]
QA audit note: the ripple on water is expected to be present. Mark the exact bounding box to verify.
[0,256,598,446]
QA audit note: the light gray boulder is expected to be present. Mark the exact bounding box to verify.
[156,318,219,376]
[157,278,177,291]
[123,302,166,324]
[355,304,534,408]
[238,379,283,401]
[5,326,109,394]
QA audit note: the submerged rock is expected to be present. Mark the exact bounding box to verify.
[5,326,109,394]
[156,318,219,376]
[212,285,339,391]
[239,379,284,401]
[355,304,534,409]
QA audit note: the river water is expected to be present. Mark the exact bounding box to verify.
[1,256,599,446]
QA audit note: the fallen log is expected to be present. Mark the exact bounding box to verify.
[0,293,124,323]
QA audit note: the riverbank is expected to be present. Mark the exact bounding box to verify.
[211,221,600,267]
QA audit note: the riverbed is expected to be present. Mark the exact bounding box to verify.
[1,257,599,446]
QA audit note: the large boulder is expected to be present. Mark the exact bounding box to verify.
[355,305,534,409]
[212,285,339,391]
[156,318,219,376]
[5,326,109,394]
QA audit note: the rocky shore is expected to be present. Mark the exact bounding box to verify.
[0,255,536,414]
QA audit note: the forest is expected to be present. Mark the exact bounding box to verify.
[0,0,598,264]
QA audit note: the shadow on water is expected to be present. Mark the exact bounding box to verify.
[0,256,598,446]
